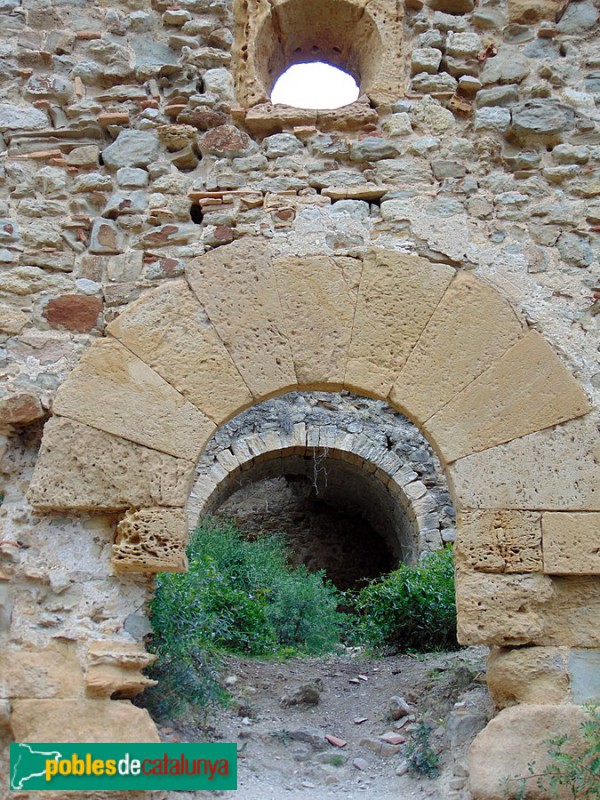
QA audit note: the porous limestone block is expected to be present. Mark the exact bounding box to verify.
[86,641,157,698]
[391,272,525,424]
[542,512,600,574]
[28,418,194,511]
[449,417,600,511]
[107,280,253,424]
[186,239,297,400]
[487,646,570,708]
[456,568,553,645]
[10,699,160,743]
[425,331,591,463]
[274,255,361,388]
[345,250,455,399]
[0,643,83,699]
[508,0,562,23]
[456,510,542,573]
[458,566,600,647]
[112,508,188,574]
[53,339,215,461]
[468,705,589,800]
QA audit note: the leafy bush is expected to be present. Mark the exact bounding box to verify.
[504,705,600,799]
[348,547,458,653]
[405,724,440,778]
[142,517,344,718]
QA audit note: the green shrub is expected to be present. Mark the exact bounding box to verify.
[405,724,440,779]
[348,547,458,653]
[142,517,344,718]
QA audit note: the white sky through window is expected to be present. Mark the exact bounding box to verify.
[271,62,360,109]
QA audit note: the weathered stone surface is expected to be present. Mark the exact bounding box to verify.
[274,256,361,389]
[107,280,253,423]
[112,508,188,574]
[411,48,443,75]
[0,393,44,426]
[569,648,600,704]
[456,567,553,645]
[0,643,83,699]
[89,219,123,255]
[542,577,600,647]
[346,251,455,399]
[102,130,160,170]
[0,104,47,131]
[10,699,160,743]
[450,417,600,511]
[0,303,28,335]
[427,0,474,12]
[425,331,591,462]
[199,124,251,158]
[86,641,157,698]
[44,295,103,333]
[487,646,570,708]
[391,272,525,424]
[508,0,562,23]
[468,705,588,800]
[556,0,598,33]
[52,339,214,461]
[186,239,296,399]
[456,510,542,574]
[542,512,600,575]
[510,100,574,142]
[481,51,530,85]
[28,417,194,511]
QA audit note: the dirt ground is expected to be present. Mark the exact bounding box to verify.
[157,646,491,800]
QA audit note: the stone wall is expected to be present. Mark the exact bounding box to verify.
[0,0,598,798]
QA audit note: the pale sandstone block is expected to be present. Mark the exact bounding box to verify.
[542,512,600,575]
[425,331,591,463]
[468,705,588,800]
[508,0,562,23]
[542,576,600,647]
[458,566,600,647]
[487,646,570,709]
[391,272,526,424]
[86,641,157,699]
[456,510,542,573]
[456,567,553,645]
[53,339,215,461]
[107,280,253,423]
[0,643,83,699]
[186,238,296,399]
[346,250,455,399]
[28,417,194,511]
[10,699,160,743]
[274,255,361,388]
[449,417,600,511]
[112,508,188,574]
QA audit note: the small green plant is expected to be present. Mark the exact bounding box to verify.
[405,724,440,779]
[347,547,458,653]
[327,754,346,767]
[141,517,345,719]
[503,705,600,799]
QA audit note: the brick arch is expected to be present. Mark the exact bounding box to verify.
[26,238,600,745]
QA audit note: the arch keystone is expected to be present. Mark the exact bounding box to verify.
[52,339,215,461]
[345,250,455,399]
[274,254,362,388]
[390,271,527,425]
[107,279,253,424]
[186,239,297,400]
[425,331,591,463]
